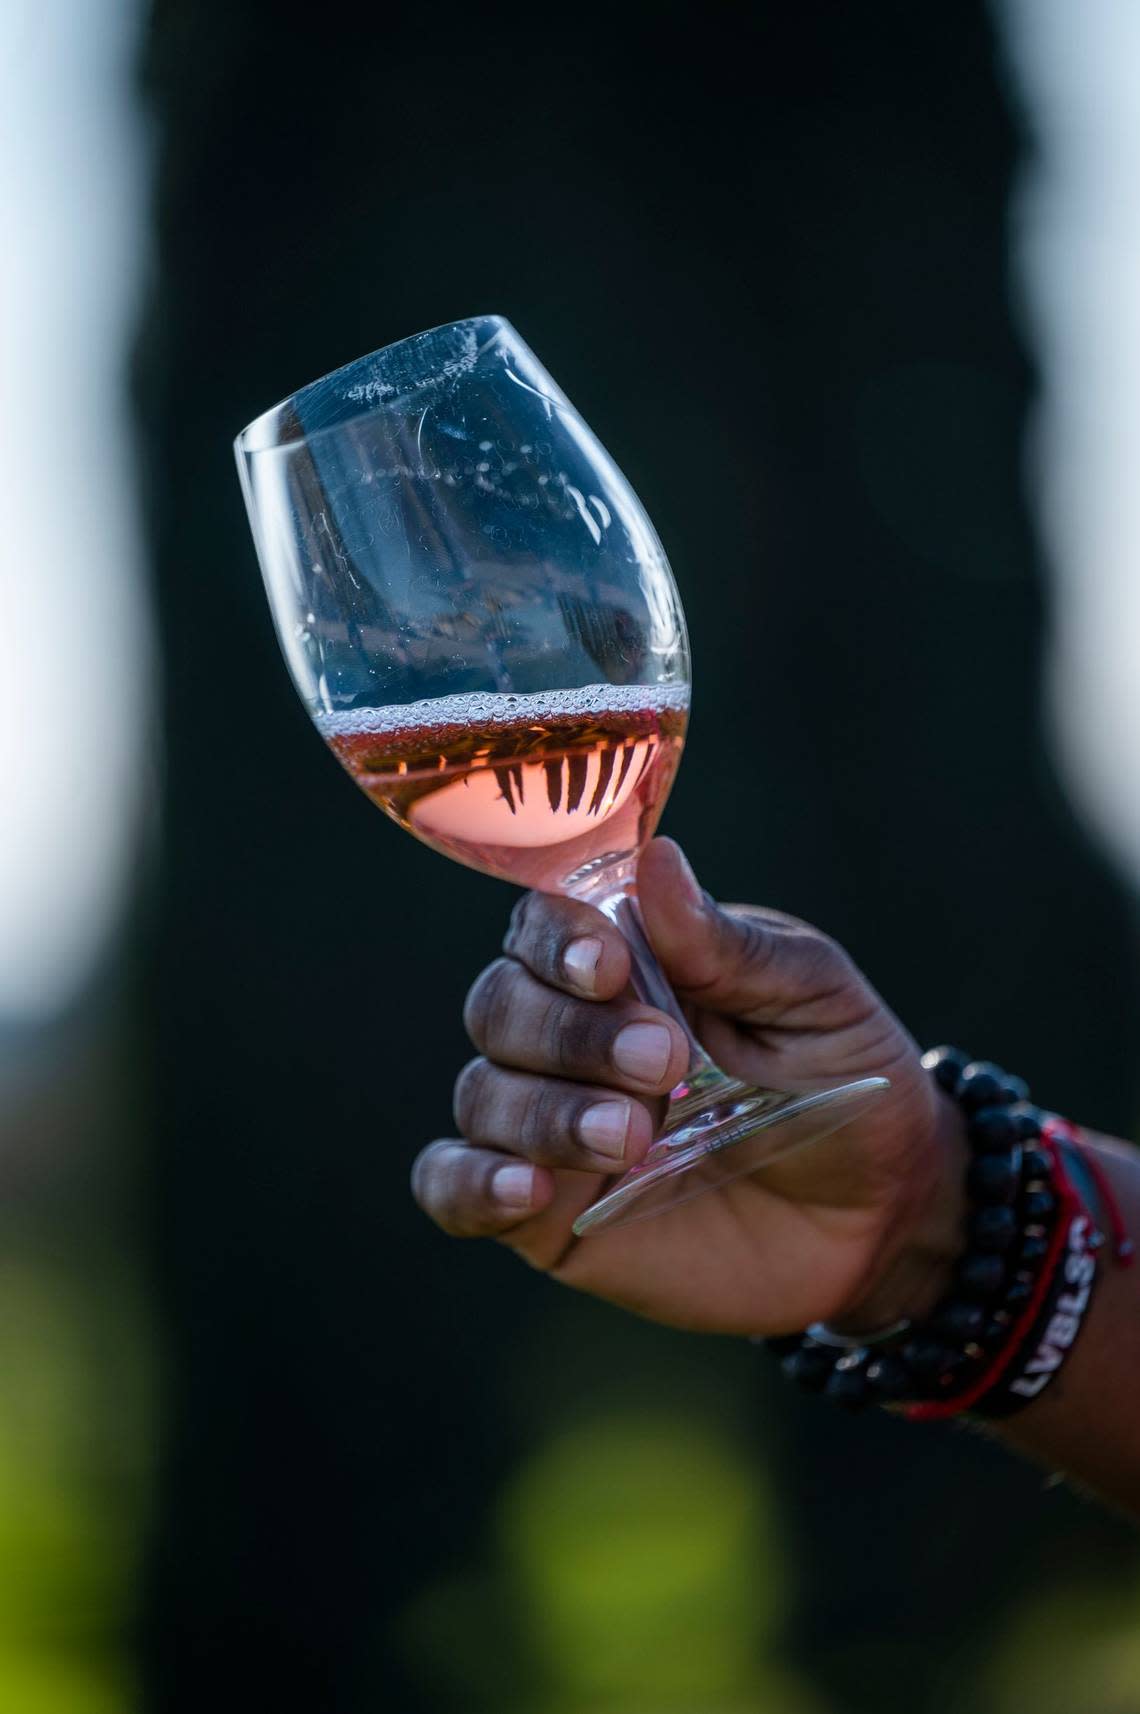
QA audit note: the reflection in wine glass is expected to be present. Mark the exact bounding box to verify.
[236,316,887,1235]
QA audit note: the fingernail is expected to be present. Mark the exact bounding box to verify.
[491,1163,534,1212]
[579,1101,631,1162]
[563,936,603,994]
[673,844,704,912]
[613,1022,673,1085]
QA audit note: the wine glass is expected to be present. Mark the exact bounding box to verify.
[235,315,888,1235]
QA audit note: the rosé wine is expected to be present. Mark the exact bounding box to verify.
[319,683,688,891]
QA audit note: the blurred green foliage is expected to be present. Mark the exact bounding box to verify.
[0,1247,151,1713]
[989,1576,1140,1714]
[399,1402,826,1714]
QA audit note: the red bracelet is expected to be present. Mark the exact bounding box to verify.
[903,1128,1087,1422]
[1062,1120,1134,1267]
[908,1118,1132,1421]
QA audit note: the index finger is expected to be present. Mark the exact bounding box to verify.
[503,890,631,1000]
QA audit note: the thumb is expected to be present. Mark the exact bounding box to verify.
[636,839,833,1024]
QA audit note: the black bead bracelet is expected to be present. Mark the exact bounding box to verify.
[765,1047,1062,1413]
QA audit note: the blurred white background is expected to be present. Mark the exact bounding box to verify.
[1004,0,1140,888]
[0,0,150,1027]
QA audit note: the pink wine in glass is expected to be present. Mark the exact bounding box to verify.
[319,683,689,893]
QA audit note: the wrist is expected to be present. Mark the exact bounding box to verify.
[770,1049,1108,1417]
[835,1092,969,1334]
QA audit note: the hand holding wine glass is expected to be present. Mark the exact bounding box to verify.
[236,315,888,1236]
[412,836,965,1337]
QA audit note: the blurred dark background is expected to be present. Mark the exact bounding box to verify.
[4,1,1140,1710]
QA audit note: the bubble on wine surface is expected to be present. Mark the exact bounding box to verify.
[315,681,689,739]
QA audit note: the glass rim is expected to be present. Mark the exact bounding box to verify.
[234,313,511,457]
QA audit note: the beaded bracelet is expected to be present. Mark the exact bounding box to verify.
[970,1119,1132,1418]
[765,1048,1130,1418]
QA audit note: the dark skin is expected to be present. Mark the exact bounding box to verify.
[412,837,1140,1515]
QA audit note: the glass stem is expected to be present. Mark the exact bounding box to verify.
[566,858,750,1128]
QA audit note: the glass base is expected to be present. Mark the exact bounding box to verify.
[571,1075,890,1236]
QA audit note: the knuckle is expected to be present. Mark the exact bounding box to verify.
[505,890,570,981]
[504,889,537,953]
[798,928,850,988]
[413,1142,479,1237]
[520,1077,575,1154]
[768,927,858,1020]
[538,992,598,1077]
[409,1147,429,1210]
[463,957,517,1051]
[410,1140,453,1220]
[452,1057,489,1136]
[733,912,775,974]
[714,907,776,984]
[536,920,575,986]
[537,993,572,1071]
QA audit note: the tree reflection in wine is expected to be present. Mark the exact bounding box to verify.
[322,684,687,894]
